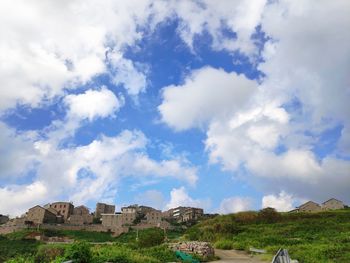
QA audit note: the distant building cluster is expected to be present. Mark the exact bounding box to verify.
[290,198,346,213]
[0,200,205,236]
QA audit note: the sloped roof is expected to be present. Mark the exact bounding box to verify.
[298,201,320,209]
[322,198,343,204]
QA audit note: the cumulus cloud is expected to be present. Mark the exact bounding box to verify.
[262,191,295,212]
[159,67,257,131]
[217,197,253,214]
[0,123,37,179]
[65,87,122,121]
[0,130,197,215]
[0,182,48,217]
[135,190,166,211]
[159,0,350,204]
[166,187,210,210]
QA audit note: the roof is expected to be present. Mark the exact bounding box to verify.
[322,198,343,204]
[298,201,320,208]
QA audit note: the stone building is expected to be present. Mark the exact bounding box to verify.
[163,206,204,222]
[144,210,162,225]
[181,207,204,222]
[295,201,321,212]
[50,202,74,222]
[26,205,57,224]
[322,198,345,210]
[101,213,124,229]
[95,202,115,218]
[0,214,9,224]
[68,205,93,225]
[73,205,90,215]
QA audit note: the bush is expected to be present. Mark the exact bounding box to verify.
[258,208,281,223]
[34,244,65,263]
[137,228,165,248]
[64,241,92,263]
[214,240,234,250]
[141,245,177,262]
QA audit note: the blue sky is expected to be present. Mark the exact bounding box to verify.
[0,0,349,216]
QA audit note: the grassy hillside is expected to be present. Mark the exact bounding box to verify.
[0,228,188,262]
[185,208,350,262]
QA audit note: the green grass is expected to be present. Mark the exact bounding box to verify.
[0,228,186,262]
[185,209,350,263]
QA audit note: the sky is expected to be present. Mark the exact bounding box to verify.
[0,0,349,217]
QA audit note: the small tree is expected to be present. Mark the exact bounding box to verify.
[64,241,92,263]
[138,228,165,248]
[258,207,281,223]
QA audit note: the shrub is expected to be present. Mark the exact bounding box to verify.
[64,241,92,263]
[258,208,281,223]
[137,228,164,248]
[214,240,234,250]
[34,244,65,263]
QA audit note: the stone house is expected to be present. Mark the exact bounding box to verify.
[144,210,162,225]
[295,201,321,212]
[95,202,115,218]
[50,202,74,222]
[322,198,345,210]
[181,207,204,222]
[0,214,9,224]
[101,213,124,229]
[68,205,93,225]
[26,205,57,224]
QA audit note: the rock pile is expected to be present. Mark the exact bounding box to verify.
[169,241,215,257]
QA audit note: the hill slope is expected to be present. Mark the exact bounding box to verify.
[184,208,350,262]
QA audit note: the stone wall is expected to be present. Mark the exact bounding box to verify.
[169,241,215,258]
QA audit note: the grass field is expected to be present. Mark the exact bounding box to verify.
[185,208,350,262]
[0,227,187,262]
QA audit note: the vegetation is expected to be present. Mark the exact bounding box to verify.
[0,228,185,262]
[185,208,350,262]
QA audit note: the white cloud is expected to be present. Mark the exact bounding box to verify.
[159,67,257,131]
[166,187,210,210]
[0,127,198,216]
[262,191,295,212]
[65,87,122,121]
[107,51,147,96]
[0,122,37,178]
[135,190,166,211]
[217,197,253,214]
[0,182,48,217]
[159,1,350,204]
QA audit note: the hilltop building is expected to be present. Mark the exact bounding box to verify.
[321,198,344,210]
[50,202,74,222]
[95,202,115,218]
[163,206,204,223]
[26,205,57,224]
[0,214,9,224]
[290,198,346,213]
[68,205,93,225]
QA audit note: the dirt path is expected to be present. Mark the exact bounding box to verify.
[210,249,265,263]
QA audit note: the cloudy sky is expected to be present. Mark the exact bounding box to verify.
[1,0,349,216]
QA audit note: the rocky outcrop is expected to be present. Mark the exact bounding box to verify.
[169,241,215,257]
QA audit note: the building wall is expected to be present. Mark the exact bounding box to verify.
[0,215,9,224]
[95,203,115,218]
[101,214,123,229]
[299,202,321,212]
[145,211,162,224]
[181,208,204,222]
[27,206,56,224]
[50,202,74,221]
[322,199,344,210]
[73,206,90,215]
[68,214,93,225]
